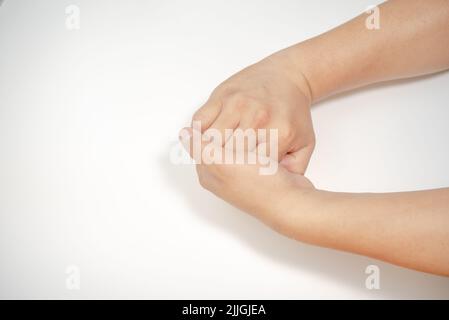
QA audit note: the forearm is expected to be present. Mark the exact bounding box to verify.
[276,188,449,276]
[276,0,449,102]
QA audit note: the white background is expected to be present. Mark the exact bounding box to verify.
[1,0,449,299]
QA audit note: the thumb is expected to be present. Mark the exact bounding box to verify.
[280,145,314,175]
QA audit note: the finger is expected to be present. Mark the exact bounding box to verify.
[228,108,269,153]
[179,127,195,159]
[180,126,226,165]
[255,141,277,169]
[225,127,258,155]
[179,127,219,191]
[179,127,206,163]
[206,108,240,146]
[191,98,222,132]
[280,144,314,175]
[255,124,293,162]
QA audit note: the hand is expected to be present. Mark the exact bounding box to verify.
[191,53,315,175]
[179,127,314,229]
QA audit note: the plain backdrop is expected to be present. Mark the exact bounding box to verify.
[1,0,449,299]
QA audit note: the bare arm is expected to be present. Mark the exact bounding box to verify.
[279,188,449,276]
[180,125,449,276]
[267,0,449,275]
[277,0,449,101]
[182,0,449,276]
[191,0,449,176]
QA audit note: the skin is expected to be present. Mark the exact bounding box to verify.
[183,0,449,276]
[191,39,315,175]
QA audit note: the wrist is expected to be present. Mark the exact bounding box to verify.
[278,43,327,104]
[264,184,321,238]
[273,37,352,103]
[264,50,314,105]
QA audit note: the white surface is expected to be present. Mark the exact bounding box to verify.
[1,0,449,299]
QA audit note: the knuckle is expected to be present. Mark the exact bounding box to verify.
[281,126,295,141]
[224,93,247,112]
[215,165,234,183]
[213,84,234,97]
[253,108,270,127]
[192,110,206,123]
